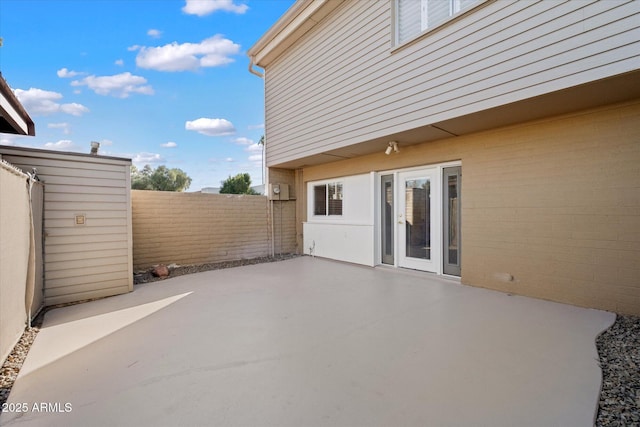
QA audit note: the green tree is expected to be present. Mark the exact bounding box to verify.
[131,164,192,192]
[131,165,153,190]
[219,173,259,195]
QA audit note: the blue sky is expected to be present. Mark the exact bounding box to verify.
[0,0,295,191]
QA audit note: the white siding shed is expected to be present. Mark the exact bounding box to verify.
[0,146,133,306]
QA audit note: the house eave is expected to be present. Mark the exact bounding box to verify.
[0,73,35,136]
[247,0,343,69]
[268,70,640,169]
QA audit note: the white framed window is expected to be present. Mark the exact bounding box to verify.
[396,0,481,45]
[313,182,343,216]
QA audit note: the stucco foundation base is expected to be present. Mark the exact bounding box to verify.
[2,257,614,427]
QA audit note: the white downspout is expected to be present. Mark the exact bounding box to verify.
[249,55,276,257]
[248,56,264,78]
[248,55,273,254]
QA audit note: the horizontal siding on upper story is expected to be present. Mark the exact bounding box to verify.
[0,151,132,305]
[264,0,640,166]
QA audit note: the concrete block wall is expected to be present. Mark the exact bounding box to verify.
[132,191,271,270]
[271,200,297,254]
[461,101,640,315]
[268,168,298,254]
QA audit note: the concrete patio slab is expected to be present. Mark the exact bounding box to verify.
[1,257,614,426]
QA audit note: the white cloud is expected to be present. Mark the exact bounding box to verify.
[0,134,17,145]
[57,68,83,78]
[13,88,89,117]
[60,103,90,116]
[0,134,35,148]
[147,28,162,38]
[247,141,263,168]
[225,157,234,162]
[233,137,253,145]
[115,59,124,66]
[161,141,177,148]
[133,35,240,72]
[185,118,235,136]
[248,123,264,130]
[100,139,113,146]
[47,122,71,135]
[132,152,164,164]
[43,139,78,151]
[71,72,154,98]
[127,45,140,51]
[245,143,262,153]
[182,0,248,16]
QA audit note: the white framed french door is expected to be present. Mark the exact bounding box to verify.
[397,168,441,272]
[378,162,460,275]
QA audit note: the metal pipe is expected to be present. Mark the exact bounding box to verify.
[270,200,275,257]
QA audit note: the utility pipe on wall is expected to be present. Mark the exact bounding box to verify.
[270,199,275,257]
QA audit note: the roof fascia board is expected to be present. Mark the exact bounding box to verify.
[0,145,132,165]
[249,0,341,68]
[0,94,28,134]
[0,74,35,136]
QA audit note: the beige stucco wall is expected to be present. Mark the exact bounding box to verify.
[132,190,272,270]
[0,162,29,364]
[299,101,640,315]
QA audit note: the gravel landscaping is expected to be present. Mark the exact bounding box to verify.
[0,325,39,406]
[1,259,638,424]
[596,314,640,426]
[133,254,300,285]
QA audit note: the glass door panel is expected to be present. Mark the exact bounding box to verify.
[404,178,431,260]
[443,166,461,276]
[381,175,394,265]
[398,169,439,272]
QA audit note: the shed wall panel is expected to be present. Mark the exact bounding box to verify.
[0,149,133,305]
[45,240,129,254]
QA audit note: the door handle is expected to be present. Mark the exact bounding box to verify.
[398,220,404,224]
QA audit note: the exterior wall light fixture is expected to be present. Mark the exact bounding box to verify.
[385,141,399,155]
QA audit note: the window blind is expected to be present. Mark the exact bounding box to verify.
[397,0,480,45]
